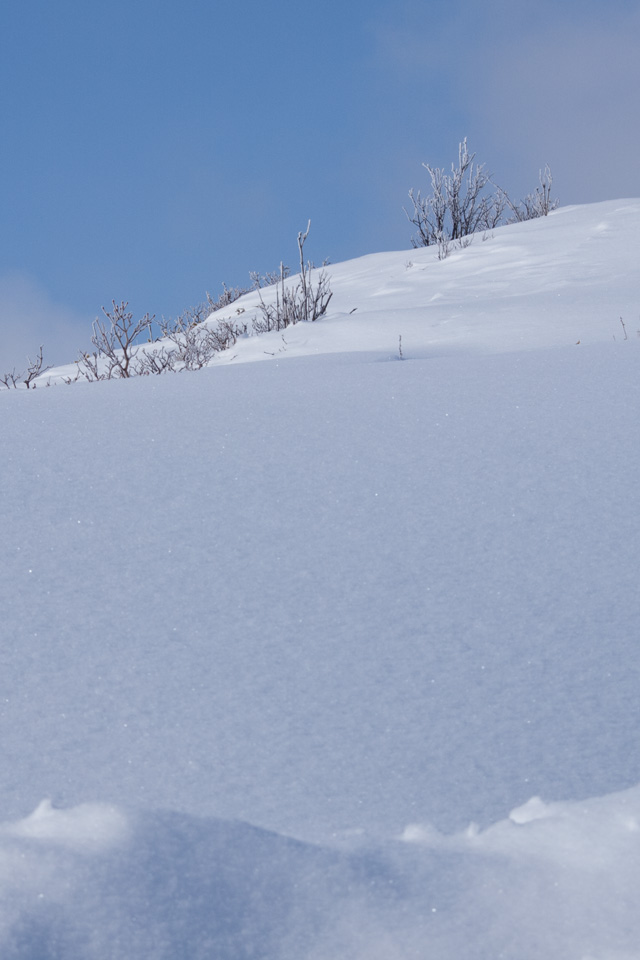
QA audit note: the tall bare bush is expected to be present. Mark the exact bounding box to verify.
[406,139,558,254]
[254,222,332,332]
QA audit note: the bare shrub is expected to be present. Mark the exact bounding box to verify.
[0,369,20,389]
[155,310,247,372]
[22,253,326,387]
[1,346,51,389]
[405,139,506,250]
[67,274,279,383]
[133,345,180,376]
[250,266,291,289]
[192,269,290,325]
[254,223,332,332]
[406,139,558,254]
[504,165,559,222]
[74,301,155,381]
[205,284,250,313]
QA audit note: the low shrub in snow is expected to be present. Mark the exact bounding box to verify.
[0,345,51,389]
[254,222,332,332]
[49,225,331,384]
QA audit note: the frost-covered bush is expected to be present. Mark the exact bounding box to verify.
[64,302,248,381]
[153,311,247,372]
[504,165,559,222]
[405,139,558,254]
[60,229,330,383]
[71,301,155,381]
[254,223,332,332]
[405,138,505,251]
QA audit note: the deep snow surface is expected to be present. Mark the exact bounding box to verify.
[1,200,639,957]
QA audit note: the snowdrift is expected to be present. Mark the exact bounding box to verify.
[1,787,639,958]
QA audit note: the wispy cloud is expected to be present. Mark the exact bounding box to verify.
[367,1,640,203]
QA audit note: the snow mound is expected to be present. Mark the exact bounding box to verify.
[2,800,129,852]
[0,788,639,959]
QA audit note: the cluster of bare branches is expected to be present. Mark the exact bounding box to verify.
[405,139,558,257]
[69,301,155,381]
[56,231,328,384]
[61,301,249,382]
[153,312,247,372]
[406,138,505,253]
[254,222,332,332]
[250,265,291,289]
[503,165,559,222]
[2,224,332,388]
[1,346,51,390]
[185,267,291,323]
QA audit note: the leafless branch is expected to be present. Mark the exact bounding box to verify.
[1,345,51,389]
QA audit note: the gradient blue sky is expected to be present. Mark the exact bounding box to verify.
[2,0,639,368]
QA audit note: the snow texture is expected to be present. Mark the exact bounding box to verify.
[1,200,639,956]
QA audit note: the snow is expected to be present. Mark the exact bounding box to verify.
[1,790,640,958]
[1,199,640,956]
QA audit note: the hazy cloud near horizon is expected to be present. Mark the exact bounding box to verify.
[0,273,89,374]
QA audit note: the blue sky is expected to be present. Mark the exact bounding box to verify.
[2,0,639,369]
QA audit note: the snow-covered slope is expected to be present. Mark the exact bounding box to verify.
[45,199,640,384]
[205,198,640,362]
[2,200,640,957]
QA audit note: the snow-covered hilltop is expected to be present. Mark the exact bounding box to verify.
[43,198,640,384]
[206,198,640,362]
[2,200,640,958]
